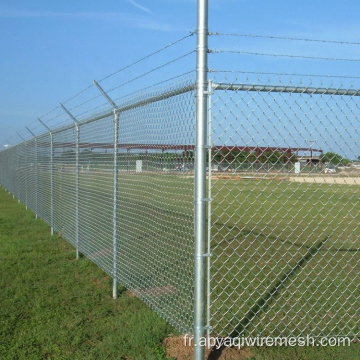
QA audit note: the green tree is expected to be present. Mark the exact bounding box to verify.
[321,152,350,166]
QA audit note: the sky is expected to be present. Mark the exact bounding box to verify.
[0,0,359,157]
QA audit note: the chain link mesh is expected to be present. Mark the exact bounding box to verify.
[0,78,196,334]
[115,82,195,331]
[77,116,115,275]
[1,65,359,344]
[208,72,360,340]
[53,128,77,246]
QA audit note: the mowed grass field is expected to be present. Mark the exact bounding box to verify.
[210,178,359,338]
[1,172,359,360]
[14,170,360,339]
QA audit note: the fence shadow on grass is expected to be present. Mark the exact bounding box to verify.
[207,235,329,360]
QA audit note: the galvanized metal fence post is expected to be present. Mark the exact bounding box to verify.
[25,142,28,210]
[50,132,54,235]
[59,103,80,258]
[75,123,80,259]
[16,132,25,204]
[25,126,38,219]
[194,0,209,359]
[10,144,15,199]
[35,137,38,219]
[112,110,119,299]
[206,80,213,344]
[93,80,119,299]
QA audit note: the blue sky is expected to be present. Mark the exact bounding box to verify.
[0,0,359,156]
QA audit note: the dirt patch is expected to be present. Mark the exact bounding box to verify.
[125,290,137,298]
[210,174,288,181]
[164,335,253,360]
[209,173,360,185]
[289,176,360,185]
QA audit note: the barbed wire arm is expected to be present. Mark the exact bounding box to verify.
[93,80,117,109]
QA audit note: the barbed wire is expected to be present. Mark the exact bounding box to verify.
[209,49,360,62]
[98,32,195,83]
[41,32,195,117]
[4,30,359,144]
[113,70,195,104]
[67,93,104,113]
[66,52,195,115]
[107,50,196,94]
[62,84,95,106]
[5,67,195,143]
[21,120,46,137]
[38,105,61,121]
[210,32,360,45]
[39,70,196,123]
[44,113,74,128]
[72,101,110,120]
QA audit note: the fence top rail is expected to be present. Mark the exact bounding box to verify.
[36,142,196,150]
[211,82,360,96]
[34,83,197,137]
[0,83,196,152]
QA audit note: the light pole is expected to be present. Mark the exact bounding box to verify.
[307,139,315,169]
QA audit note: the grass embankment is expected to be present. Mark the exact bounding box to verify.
[0,188,174,360]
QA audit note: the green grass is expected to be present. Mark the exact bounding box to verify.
[0,187,175,360]
[251,343,360,360]
[210,179,359,339]
[13,171,360,335]
[48,171,359,338]
[1,173,359,360]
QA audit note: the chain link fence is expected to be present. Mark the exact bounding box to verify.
[0,78,197,334]
[207,72,360,341]
[0,33,359,360]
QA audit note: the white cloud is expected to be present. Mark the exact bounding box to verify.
[127,0,151,14]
